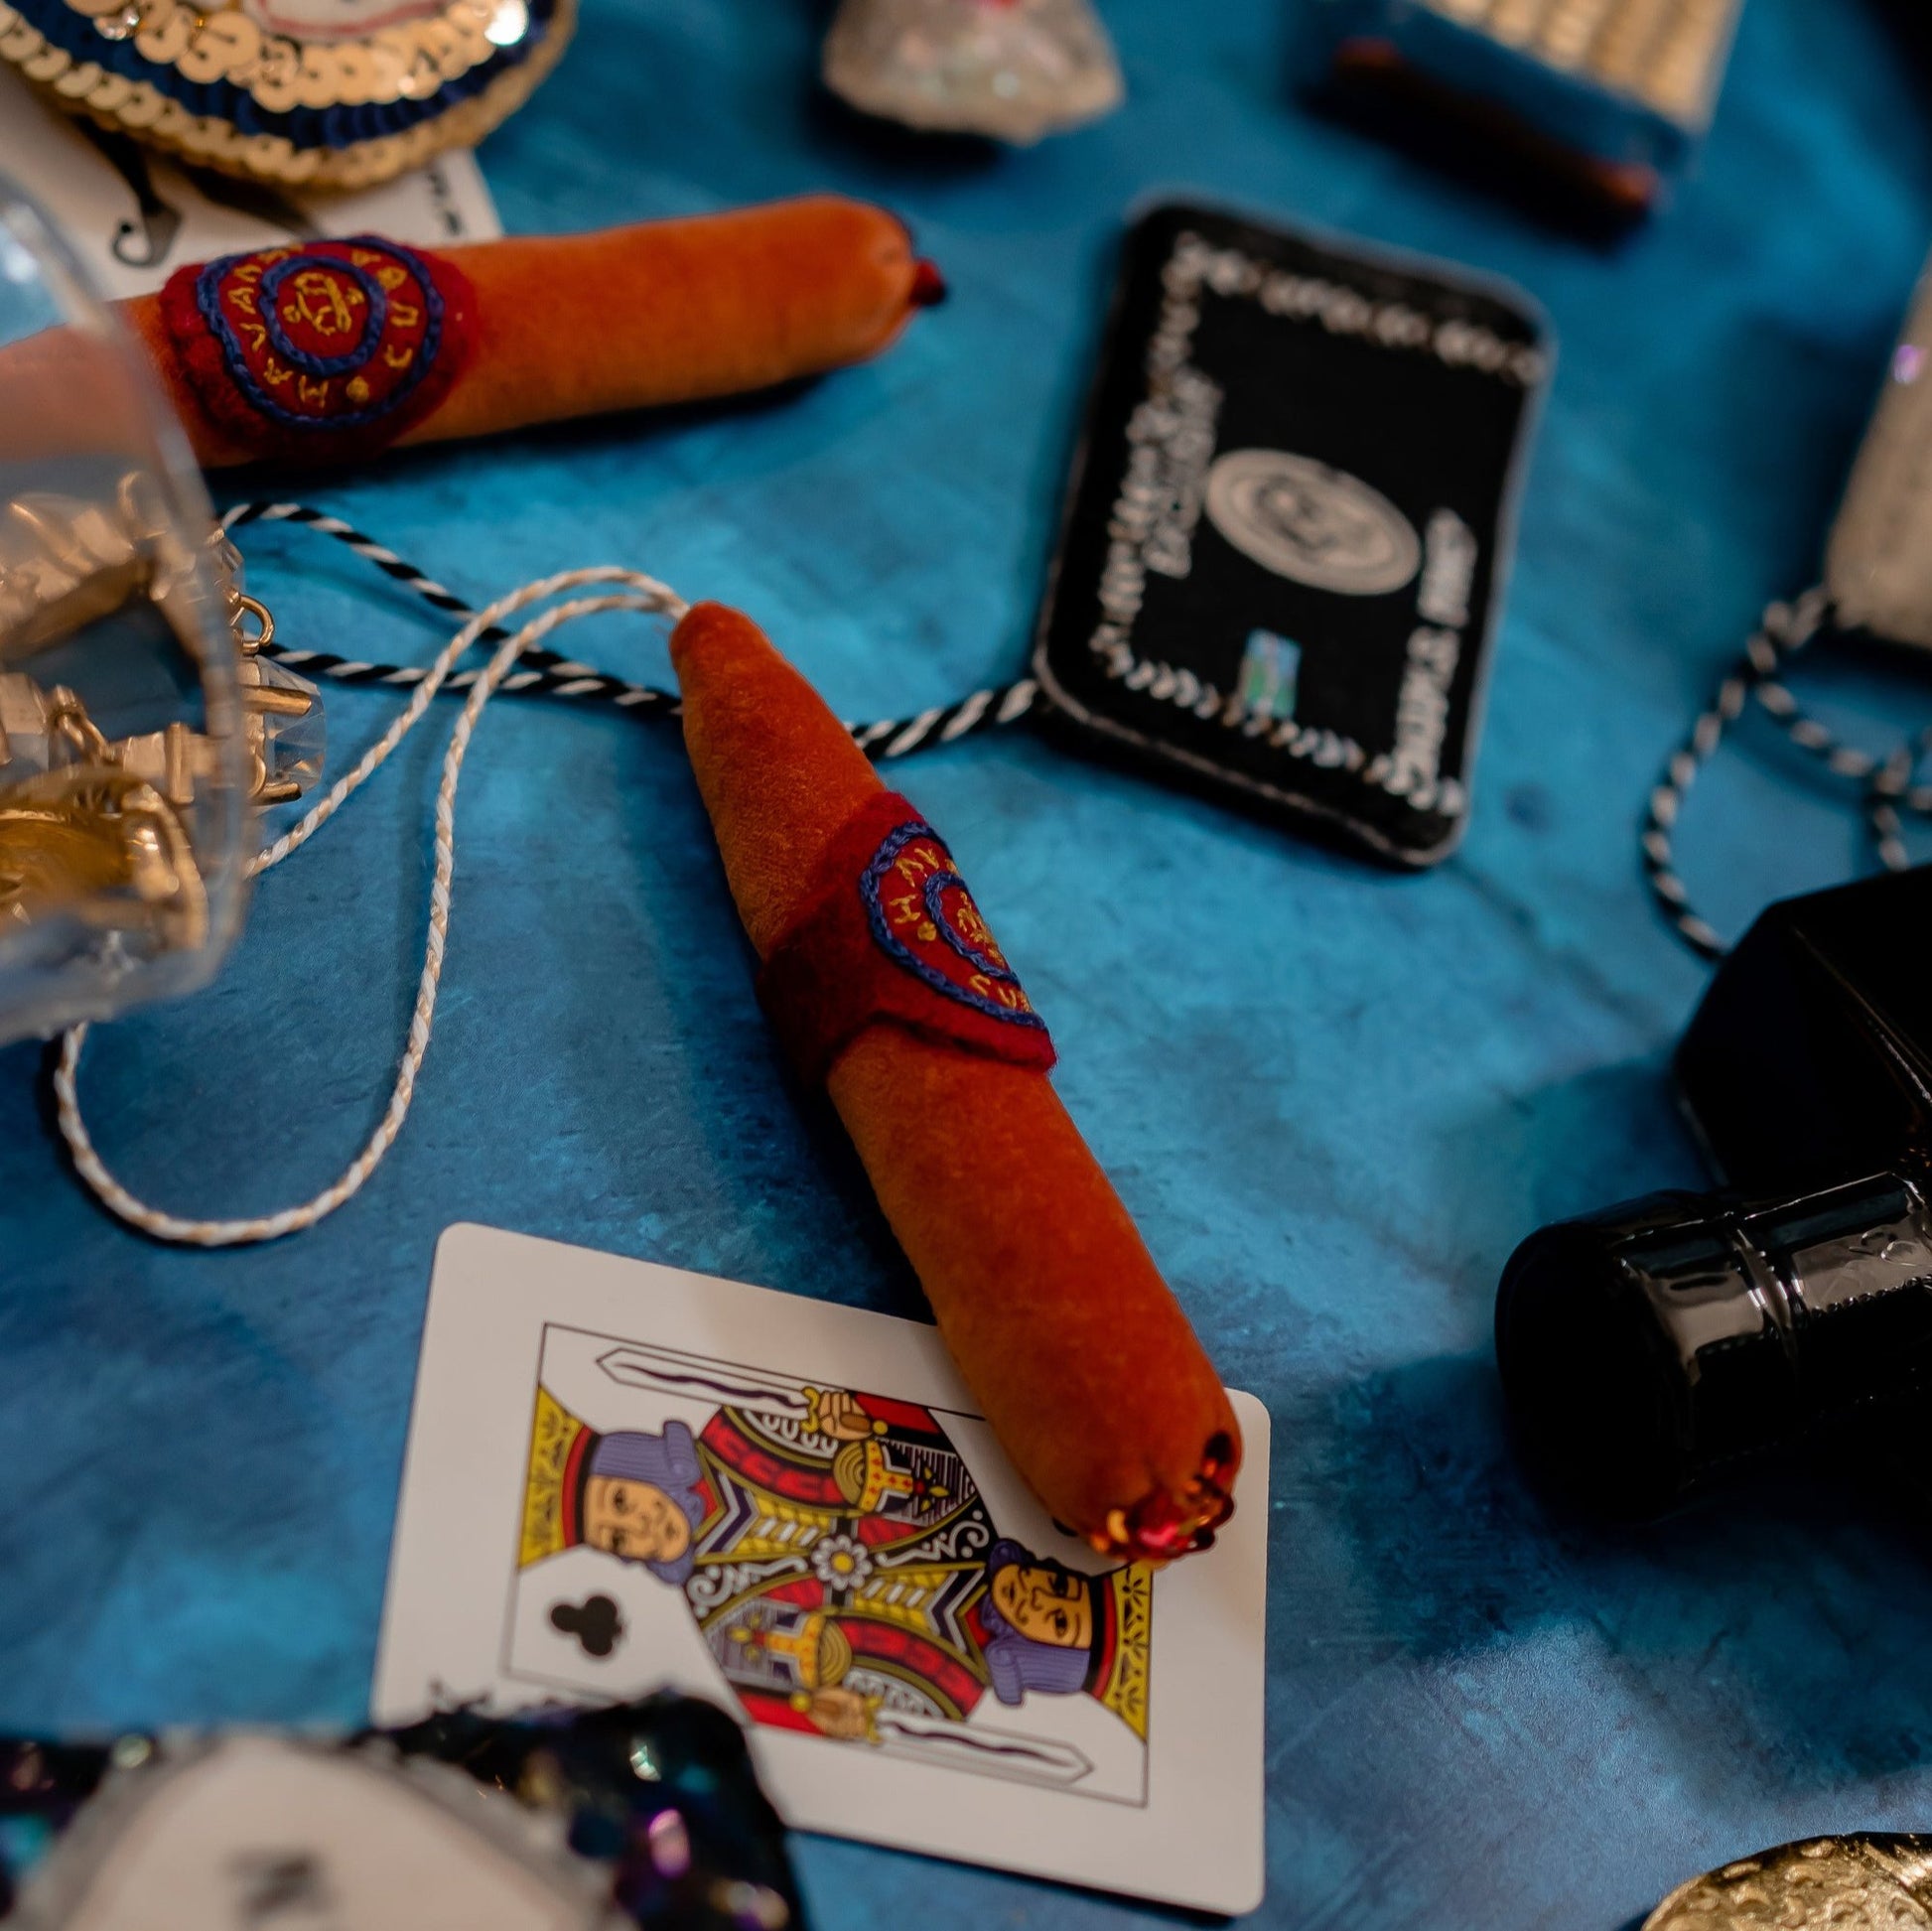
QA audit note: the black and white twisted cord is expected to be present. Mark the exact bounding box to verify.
[1641,585,1932,961]
[56,510,1046,1247]
[221,499,1039,758]
[59,565,691,1246]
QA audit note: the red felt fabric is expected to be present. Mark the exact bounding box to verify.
[154,237,476,467]
[116,196,929,469]
[757,789,1057,1088]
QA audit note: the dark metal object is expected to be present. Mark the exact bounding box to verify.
[1495,865,1932,1513]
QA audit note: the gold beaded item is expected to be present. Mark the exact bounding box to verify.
[0,485,320,963]
[1646,1835,1932,1930]
[1417,0,1743,123]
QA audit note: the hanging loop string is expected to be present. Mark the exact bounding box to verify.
[54,566,687,1248]
[1640,587,1834,960]
[222,499,1040,756]
[1640,584,1932,961]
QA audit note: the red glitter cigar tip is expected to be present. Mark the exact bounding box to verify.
[1094,1435,1239,1563]
[910,259,949,309]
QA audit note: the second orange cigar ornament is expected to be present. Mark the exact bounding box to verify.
[670,602,1242,1562]
[77,197,941,471]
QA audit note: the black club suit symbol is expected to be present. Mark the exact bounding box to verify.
[550,1593,625,1658]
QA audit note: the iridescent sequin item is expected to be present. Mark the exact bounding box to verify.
[823,0,1123,143]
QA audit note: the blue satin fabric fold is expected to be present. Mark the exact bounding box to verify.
[4,2,1932,1927]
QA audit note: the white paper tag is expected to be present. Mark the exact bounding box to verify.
[0,69,501,303]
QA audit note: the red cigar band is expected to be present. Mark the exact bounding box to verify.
[157,235,477,465]
[758,791,1057,1088]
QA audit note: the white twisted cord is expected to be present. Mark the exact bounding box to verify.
[53,565,689,1247]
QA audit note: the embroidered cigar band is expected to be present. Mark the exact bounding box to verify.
[159,237,476,462]
[759,791,1056,1087]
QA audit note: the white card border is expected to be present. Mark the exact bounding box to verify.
[373,1224,1269,1916]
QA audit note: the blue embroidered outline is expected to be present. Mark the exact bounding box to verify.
[860,820,1046,1031]
[194,236,445,434]
[922,872,1010,978]
[257,253,387,376]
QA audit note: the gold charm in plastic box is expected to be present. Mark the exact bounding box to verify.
[0,182,321,1044]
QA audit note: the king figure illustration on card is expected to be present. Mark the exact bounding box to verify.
[507,1327,1153,1799]
[518,1367,1152,1753]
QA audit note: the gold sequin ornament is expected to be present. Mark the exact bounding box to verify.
[0,0,574,189]
[1646,1836,1932,1930]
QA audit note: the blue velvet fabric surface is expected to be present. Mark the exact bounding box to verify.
[6,2,1932,1925]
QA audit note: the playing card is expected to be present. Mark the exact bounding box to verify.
[374,1225,1270,1915]
[0,69,500,302]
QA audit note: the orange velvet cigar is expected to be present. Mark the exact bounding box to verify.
[102,196,939,470]
[670,601,1242,1561]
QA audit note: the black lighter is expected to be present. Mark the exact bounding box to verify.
[1495,864,1932,1514]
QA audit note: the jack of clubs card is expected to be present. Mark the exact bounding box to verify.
[373,1226,1269,1914]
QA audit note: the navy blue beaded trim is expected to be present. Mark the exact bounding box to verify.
[13,0,556,152]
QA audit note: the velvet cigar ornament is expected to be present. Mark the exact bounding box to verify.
[97,197,940,470]
[669,601,1243,1561]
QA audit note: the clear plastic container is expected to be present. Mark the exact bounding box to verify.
[0,176,293,1045]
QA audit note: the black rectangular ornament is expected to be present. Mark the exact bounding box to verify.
[1032,203,1550,867]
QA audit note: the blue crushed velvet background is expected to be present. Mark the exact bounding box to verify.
[6,1,1932,1924]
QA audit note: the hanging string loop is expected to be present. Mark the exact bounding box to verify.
[54,566,687,1248]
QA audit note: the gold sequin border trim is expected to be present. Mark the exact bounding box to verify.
[0,0,574,189]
